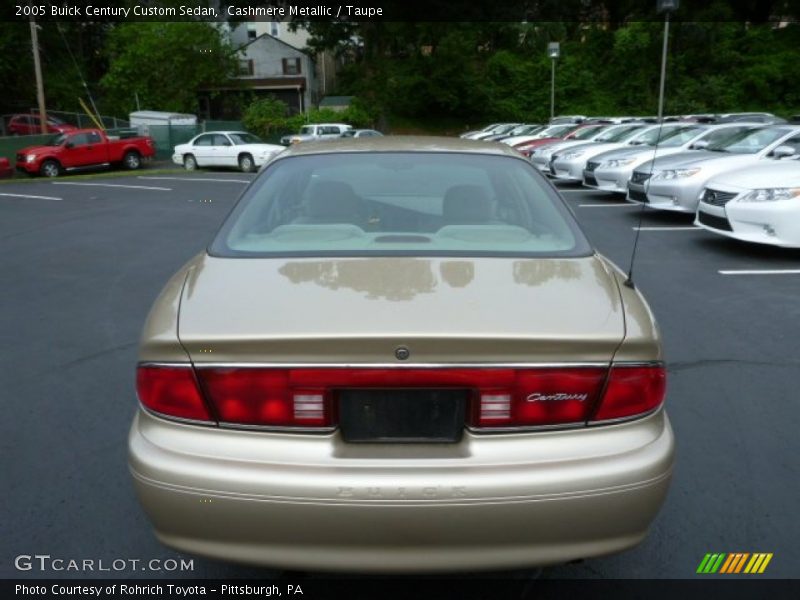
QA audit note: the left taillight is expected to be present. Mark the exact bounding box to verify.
[136,365,213,422]
[197,368,333,428]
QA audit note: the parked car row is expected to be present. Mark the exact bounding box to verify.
[514,120,800,248]
[463,118,800,248]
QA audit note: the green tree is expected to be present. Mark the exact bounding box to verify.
[100,22,237,116]
[242,97,291,136]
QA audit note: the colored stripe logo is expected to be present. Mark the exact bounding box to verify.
[697,553,773,574]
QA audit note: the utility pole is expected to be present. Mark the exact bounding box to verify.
[29,16,47,134]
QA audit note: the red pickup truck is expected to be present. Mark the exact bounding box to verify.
[15,128,156,177]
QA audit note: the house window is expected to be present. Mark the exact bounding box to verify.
[238,59,254,76]
[247,27,257,41]
[270,22,280,37]
[282,58,301,75]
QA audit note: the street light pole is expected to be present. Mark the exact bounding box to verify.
[656,0,679,121]
[657,13,670,121]
[550,59,555,121]
[29,16,47,134]
[547,42,560,122]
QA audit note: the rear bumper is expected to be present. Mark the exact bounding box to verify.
[129,408,675,572]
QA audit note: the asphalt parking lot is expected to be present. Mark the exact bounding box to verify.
[2,170,799,580]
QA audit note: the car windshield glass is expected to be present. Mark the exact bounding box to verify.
[627,125,678,146]
[493,124,518,134]
[229,132,262,145]
[596,126,641,143]
[658,126,707,147]
[210,152,591,258]
[571,125,606,140]
[543,124,577,137]
[299,126,314,135]
[47,117,66,125]
[710,128,790,153]
[48,133,68,146]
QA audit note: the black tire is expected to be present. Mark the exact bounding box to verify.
[183,154,198,171]
[122,150,141,170]
[238,153,255,173]
[39,159,62,178]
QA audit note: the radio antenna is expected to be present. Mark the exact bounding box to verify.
[623,124,662,289]
[625,8,673,289]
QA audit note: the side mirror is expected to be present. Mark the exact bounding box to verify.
[65,142,74,149]
[691,140,709,150]
[772,145,796,159]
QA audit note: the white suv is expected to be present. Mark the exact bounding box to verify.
[281,123,352,145]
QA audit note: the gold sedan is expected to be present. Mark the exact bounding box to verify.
[129,137,674,572]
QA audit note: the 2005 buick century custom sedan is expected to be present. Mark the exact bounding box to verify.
[129,137,674,572]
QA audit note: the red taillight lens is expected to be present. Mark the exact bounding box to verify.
[197,369,333,427]
[591,365,666,422]
[137,364,665,430]
[136,366,212,422]
[471,368,607,428]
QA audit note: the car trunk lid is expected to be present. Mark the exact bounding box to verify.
[177,254,624,364]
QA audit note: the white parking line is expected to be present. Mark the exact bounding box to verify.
[632,226,699,231]
[579,203,634,207]
[51,182,171,191]
[719,269,800,276]
[138,176,250,184]
[559,189,608,193]
[0,192,62,201]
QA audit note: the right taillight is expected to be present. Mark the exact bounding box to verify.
[590,365,666,423]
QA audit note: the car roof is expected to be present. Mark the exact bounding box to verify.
[279,136,525,158]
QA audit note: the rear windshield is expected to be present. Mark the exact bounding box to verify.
[210,152,592,258]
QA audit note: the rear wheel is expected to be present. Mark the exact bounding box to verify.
[238,153,255,173]
[122,150,141,170]
[39,159,61,178]
[183,154,197,171]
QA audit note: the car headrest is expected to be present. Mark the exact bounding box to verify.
[442,184,493,223]
[306,181,362,220]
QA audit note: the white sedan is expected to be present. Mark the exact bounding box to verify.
[695,160,800,247]
[173,131,284,173]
